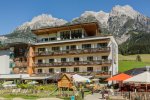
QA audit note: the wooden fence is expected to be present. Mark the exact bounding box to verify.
[112,91,150,100]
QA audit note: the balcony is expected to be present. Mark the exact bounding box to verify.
[4,37,36,45]
[14,62,28,68]
[33,60,111,67]
[33,47,110,57]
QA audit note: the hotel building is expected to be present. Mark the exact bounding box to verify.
[28,22,118,76]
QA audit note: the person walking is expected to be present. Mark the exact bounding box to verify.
[81,88,84,99]
[101,87,105,99]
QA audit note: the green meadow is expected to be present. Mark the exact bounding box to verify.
[118,54,150,72]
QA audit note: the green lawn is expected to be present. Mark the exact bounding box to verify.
[0,94,39,100]
[118,54,150,72]
[119,54,150,62]
[118,60,150,72]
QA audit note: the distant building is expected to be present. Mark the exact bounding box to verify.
[28,22,118,77]
[2,37,35,74]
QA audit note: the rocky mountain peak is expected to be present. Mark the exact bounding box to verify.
[110,5,139,19]
[80,10,109,28]
[15,14,67,32]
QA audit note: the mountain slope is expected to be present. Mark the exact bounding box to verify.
[6,14,67,38]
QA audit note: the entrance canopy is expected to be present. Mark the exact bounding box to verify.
[124,71,150,83]
[106,73,132,81]
[0,74,29,79]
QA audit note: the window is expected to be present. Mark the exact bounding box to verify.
[38,48,45,52]
[61,68,66,72]
[38,59,43,63]
[52,47,60,51]
[9,52,14,59]
[82,44,91,49]
[49,59,54,63]
[45,38,49,42]
[102,66,108,72]
[71,29,82,39]
[60,31,70,40]
[87,67,93,72]
[49,68,54,73]
[49,37,56,41]
[38,69,42,73]
[74,57,79,62]
[97,43,107,48]
[61,58,66,62]
[70,45,76,50]
[102,56,108,60]
[66,46,70,50]
[87,56,93,61]
[41,38,49,42]
[74,67,79,72]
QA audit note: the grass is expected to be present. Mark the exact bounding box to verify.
[119,54,150,62]
[118,54,150,72]
[119,60,150,72]
[0,94,39,100]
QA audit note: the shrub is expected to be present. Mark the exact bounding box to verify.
[136,55,142,62]
[17,84,34,89]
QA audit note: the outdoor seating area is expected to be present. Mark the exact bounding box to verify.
[1,68,150,100]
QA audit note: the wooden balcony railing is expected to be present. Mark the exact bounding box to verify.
[33,47,110,57]
[33,60,111,67]
[15,62,28,68]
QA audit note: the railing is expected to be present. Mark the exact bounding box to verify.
[33,47,110,56]
[15,62,28,67]
[4,37,36,44]
[33,60,111,67]
[36,35,110,43]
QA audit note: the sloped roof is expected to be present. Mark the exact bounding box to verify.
[124,67,147,76]
[58,73,73,82]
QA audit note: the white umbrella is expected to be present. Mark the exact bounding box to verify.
[28,81,38,85]
[124,71,150,83]
[124,71,150,91]
[2,81,16,88]
[73,74,91,83]
[2,81,13,85]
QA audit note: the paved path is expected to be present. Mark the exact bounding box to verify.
[84,93,106,100]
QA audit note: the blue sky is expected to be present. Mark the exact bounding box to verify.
[0,0,150,35]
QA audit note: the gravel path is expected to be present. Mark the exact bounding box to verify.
[84,93,106,100]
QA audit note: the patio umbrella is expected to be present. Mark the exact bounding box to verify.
[2,81,13,85]
[73,74,91,83]
[106,73,132,90]
[124,71,150,91]
[2,81,16,88]
[106,73,132,81]
[28,81,39,85]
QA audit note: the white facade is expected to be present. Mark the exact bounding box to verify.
[34,36,118,75]
[0,50,12,74]
[108,36,118,76]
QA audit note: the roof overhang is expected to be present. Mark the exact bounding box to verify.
[32,22,99,35]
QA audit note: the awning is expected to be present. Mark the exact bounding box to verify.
[22,76,52,80]
[106,73,132,81]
